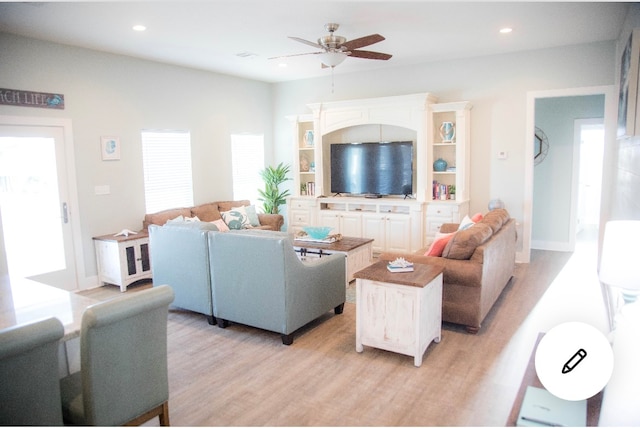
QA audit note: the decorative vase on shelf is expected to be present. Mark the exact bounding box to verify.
[440,122,456,143]
[433,158,448,172]
[304,130,314,147]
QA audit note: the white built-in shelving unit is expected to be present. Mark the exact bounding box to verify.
[287,93,472,252]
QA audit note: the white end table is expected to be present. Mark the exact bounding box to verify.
[354,260,443,367]
[93,231,151,292]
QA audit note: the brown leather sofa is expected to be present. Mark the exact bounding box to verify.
[380,209,516,333]
[142,200,284,231]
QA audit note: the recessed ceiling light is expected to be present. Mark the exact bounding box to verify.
[500,27,513,34]
[133,25,146,32]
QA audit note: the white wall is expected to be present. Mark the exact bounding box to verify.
[0,32,273,287]
[272,41,617,251]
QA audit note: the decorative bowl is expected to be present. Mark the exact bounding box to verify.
[303,226,332,240]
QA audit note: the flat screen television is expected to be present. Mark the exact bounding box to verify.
[330,141,413,197]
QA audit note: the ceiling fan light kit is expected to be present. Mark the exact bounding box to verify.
[273,23,392,69]
[319,51,347,67]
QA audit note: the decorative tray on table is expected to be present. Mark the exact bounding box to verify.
[387,257,414,273]
[294,231,343,244]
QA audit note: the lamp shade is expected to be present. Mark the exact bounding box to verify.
[599,220,640,290]
[319,51,347,67]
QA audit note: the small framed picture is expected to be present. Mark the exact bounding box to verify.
[101,136,120,160]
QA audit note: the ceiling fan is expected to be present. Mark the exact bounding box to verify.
[272,23,392,68]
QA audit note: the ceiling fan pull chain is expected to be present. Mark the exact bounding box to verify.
[331,66,335,93]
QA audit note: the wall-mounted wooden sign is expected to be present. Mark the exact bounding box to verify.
[0,88,65,110]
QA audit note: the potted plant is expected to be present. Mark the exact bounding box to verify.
[448,185,456,200]
[300,183,307,196]
[258,162,291,214]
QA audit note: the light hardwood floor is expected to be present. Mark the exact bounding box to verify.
[83,233,607,426]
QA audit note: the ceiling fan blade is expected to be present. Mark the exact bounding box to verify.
[268,52,321,60]
[342,34,385,50]
[288,36,324,50]
[348,50,392,60]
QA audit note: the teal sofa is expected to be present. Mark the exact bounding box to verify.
[208,232,346,345]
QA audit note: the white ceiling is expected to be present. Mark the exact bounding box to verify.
[0,1,630,83]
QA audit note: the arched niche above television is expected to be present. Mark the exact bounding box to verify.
[308,93,435,201]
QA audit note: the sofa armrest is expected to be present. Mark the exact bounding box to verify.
[439,223,459,234]
[257,213,284,231]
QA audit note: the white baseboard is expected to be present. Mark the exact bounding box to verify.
[531,240,573,252]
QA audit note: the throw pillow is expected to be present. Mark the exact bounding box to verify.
[244,205,261,227]
[221,206,252,230]
[458,215,475,231]
[211,219,229,232]
[471,212,484,223]
[425,232,454,257]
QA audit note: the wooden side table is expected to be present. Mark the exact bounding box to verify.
[353,260,443,367]
[93,231,152,292]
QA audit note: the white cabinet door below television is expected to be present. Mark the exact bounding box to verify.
[385,214,412,253]
[362,214,386,253]
[340,212,362,237]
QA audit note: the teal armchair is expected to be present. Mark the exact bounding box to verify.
[208,232,346,345]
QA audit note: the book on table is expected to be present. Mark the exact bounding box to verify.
[387,265,414,273]
[517,386,586,427]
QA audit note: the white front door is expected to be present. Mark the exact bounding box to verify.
[0,122,78,290]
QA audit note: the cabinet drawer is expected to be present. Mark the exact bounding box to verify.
[290,199,315,210]
[290,210,310,225]
[426,203,457,219]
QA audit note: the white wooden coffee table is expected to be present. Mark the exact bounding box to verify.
[353,260,443,367]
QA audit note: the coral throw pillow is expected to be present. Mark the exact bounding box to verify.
[471,212,484,223]
[211,219,229,232]
[425,232,454,257]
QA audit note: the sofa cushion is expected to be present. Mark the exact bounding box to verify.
[162,220,220,231]
[480,209,510,233]
[217,200,251,213]
[221,206,252,230]
[425,232,454,257]
[442,222,493,260]
[191,202,223,222]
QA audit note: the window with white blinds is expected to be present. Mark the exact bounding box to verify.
[141,130,194,214]
[231,134,264,206]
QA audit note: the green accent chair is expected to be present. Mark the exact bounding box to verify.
[0,317,64,426]
[59,285,174,426]
[209,232,346,345]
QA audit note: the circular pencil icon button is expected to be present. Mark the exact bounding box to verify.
[534,322,613,401]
